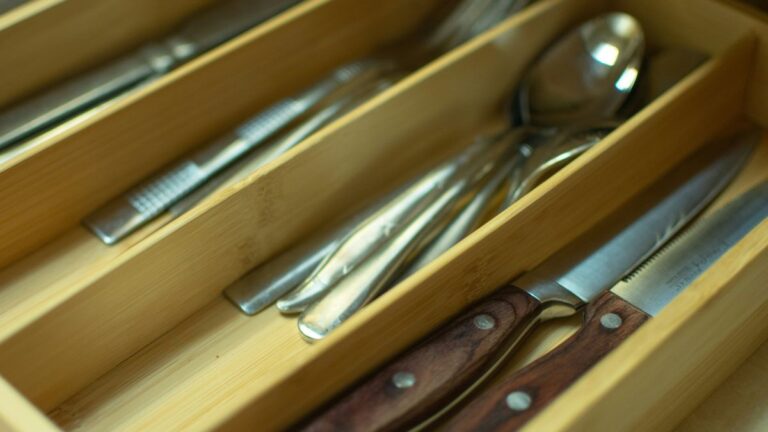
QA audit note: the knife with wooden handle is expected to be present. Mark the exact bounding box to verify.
[445,179,768,431]
[300,132,756,431]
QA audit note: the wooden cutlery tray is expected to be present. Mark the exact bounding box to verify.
[1,0,767,430]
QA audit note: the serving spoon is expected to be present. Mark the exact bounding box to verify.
[295,12,644,342]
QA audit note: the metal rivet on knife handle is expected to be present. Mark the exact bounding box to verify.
[473,314,496,330]
[600,313,623,329]
[392,372,416,389]
[506,391,532,411]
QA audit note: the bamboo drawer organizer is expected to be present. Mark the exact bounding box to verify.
[0,0,767,431]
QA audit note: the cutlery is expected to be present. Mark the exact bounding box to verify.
[84,59,391,244]
[299,132,755,431]
[168,67,402,218]
[446,173,768,432]
[224,152,424,315]
[276,137,504,314]
[286,12,643,340]
[0,0,300,151]
[84,0,535,245]
[417,48,706,274]
[0,0,24,14]
[297,139,517,340]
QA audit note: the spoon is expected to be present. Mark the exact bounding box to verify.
[220,0,538,314]
[295,13,644,341]
[402,48,705,290]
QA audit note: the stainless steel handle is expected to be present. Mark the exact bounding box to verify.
[83,60,391,244]
[296,151,498,341]
[166,0,301,60]
[83,94,314,245]
[224,162,424,315]
[275,139,493,313]
[403,151,521,277]
[0,45,173,150]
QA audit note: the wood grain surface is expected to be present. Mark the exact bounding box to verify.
[302,286,540,432]
[445,291,648,431]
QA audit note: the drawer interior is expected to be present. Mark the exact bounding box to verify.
[0,0,218,108]
[0,0,767,431]
[0,0,439,268]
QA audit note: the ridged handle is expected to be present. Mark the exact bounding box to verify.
[125,161,207,219]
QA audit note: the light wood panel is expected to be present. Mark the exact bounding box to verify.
[523,133,768,431]
[677,340,768,432]
[1,0,606,424]
[0,0,439,270]
[0,0,216,107]
[0,376,60,432]
[0,0,549,411]
[618,0,768,127]
[213,14,754,432]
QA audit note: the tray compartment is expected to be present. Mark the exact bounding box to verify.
[0,0,439,269]
[0,0,766,431]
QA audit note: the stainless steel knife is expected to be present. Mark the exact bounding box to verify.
[0,0,300,150]
[299,131,755,432]
[445,178,768,432]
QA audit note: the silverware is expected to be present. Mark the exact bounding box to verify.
[276,139,499,313]
[0,0,300,151]
[297,140,515,340]
[299,130,754,431]
[85,0,529,245]
[446,160,767,431]
[0,0,25,14]
[400,131,526,278]
[290,13,644,341]
[84,59,391,244]
[224,137,419,316]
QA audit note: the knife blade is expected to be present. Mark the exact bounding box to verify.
[300,131,755,431]
[445,178,768,432]
[0,0,300,151]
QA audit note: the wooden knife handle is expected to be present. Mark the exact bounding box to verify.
[444,291,650,431]
[301,285,542,432]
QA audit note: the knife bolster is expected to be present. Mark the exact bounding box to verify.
[516,274,584,319]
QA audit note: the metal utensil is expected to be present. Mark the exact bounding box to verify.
[291,13,644,340]
[300,130,755,432]
[0,0,25,14]
[447,172,768,432]
[276,138,500,313]
[0,0,300,151]
[297,140,515,340]
[84,59,391,244]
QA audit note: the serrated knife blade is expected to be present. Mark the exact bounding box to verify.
[444,171,768,432]
[613,180,768,316]
[301,130,758,432]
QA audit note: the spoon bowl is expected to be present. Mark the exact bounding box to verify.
[515,12,644,127]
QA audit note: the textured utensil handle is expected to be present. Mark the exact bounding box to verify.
[126,161,208,219]
[0,49,164,150]
[444,291,649,431]
[301,286,542,432]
